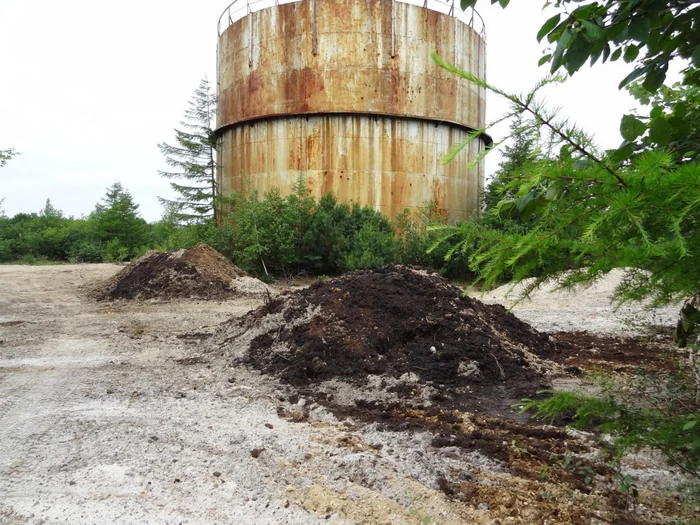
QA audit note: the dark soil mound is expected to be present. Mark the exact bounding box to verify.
[94,244,271,301]
[218,265,559,413]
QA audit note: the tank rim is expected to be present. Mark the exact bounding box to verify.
[217,0,486,39]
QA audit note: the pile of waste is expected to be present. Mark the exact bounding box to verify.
[215,265,560,412]
[94,244,273,301]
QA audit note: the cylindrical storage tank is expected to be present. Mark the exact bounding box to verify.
[216,0,488,221]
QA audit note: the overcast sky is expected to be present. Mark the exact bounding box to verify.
[0,0,645,222]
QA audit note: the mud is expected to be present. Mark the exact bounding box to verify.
[92,244,272,301]
[550,331,680,372]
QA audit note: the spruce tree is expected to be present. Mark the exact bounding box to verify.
[92,182,148,257]
[483,109,540,213]
[158,77,218,224]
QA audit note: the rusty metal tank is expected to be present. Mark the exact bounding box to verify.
[215,0,488,221]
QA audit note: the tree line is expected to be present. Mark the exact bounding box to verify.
[0,176,473,279]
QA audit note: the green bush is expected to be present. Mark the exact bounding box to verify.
[341,222,399,271]
[104,239,130,262]
[0,240,11,262]
[225,181,408,278]
[69,240,104,263]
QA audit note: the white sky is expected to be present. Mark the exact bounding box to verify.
[0,0,645,222]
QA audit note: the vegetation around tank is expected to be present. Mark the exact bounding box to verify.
[427,0,700,494]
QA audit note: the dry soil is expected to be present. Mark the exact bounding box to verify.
[0,264,693,525]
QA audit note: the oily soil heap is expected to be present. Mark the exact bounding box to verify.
[96,244,270,301]
[225,266,559,410]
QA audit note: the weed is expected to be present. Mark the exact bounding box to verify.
[540,491,557,502]
[509,439,529,457]
[560,454,595,485]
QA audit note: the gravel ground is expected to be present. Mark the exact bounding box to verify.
[478,269,681,336]
[0,264,689,524]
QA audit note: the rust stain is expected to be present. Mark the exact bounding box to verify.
[216,0,486,221]
[216,0,485,131]
[221,115,481,220]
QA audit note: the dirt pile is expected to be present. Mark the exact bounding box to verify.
[216,265,560,413]
[93,244,273,301]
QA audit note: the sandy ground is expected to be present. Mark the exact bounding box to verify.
[478,269,681,336]
[0,265,689,524]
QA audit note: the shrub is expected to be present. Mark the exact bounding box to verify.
[341,222,399,271]
[69,240,104,263]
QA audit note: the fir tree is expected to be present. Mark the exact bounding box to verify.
[483,108,540,213]
[39,198,63,220]
[158,77,218,224]
[92,182,148,257]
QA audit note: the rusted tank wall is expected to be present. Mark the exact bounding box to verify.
[216,0,488,221]
[218,115,483,220]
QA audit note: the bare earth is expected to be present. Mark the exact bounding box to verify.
[0,265,691,524]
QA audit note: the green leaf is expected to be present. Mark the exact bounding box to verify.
[610,48,622,62]
[648,117,671,145]
[673,101,689,119]
[618,66,647,89]
[516,190,545,221]
[551,28,573,73]
[610,141,635,163]
[589,43,605,66]
[684,420,698,431]
[537,14,561,43]
[693,46,700,68]
[650,106,663,119]
[627,17,651,42]
[662,35,680,55]
[580,20,604,42]
[461,0,478,10]
[497,199,516,218]
[545,183,564,201]
[547,21,569,43]
[538,54,552,67]
[565,35,592,74]
[642,65,667,92]
[620,114,646,141]
[623,45,639,63]
[607,21,627,43]
[498,0,510,7]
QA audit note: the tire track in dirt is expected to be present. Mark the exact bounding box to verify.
[0,369,66,496]
[0,303,111,505]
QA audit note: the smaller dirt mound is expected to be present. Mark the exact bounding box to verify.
[215,265,560,414]
[94,244,273,301]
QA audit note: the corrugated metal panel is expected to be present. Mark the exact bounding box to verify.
[216,0,487,221]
